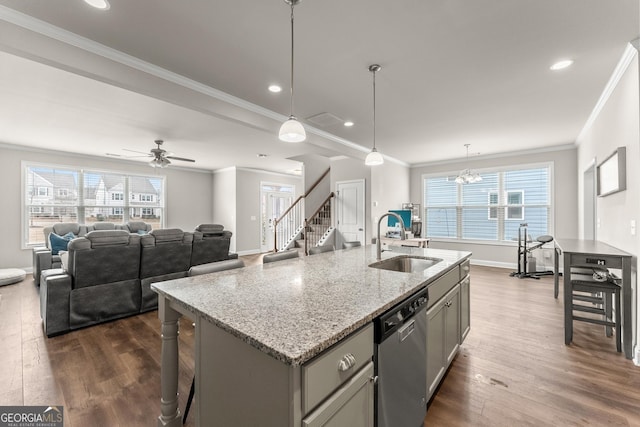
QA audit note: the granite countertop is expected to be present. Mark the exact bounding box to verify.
[152,245,471,366]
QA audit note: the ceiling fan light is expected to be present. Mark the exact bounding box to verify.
[365,147,384,166]
[279,116,306,142]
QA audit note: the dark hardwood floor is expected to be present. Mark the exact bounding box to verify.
[1,258,639,426]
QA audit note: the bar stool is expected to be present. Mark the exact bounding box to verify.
[570,275,621,352]
[183,258,246,424]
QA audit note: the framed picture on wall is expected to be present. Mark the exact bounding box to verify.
[597,146,626,197]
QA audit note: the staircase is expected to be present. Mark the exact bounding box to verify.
[273,169,334,255]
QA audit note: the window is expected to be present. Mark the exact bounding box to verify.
[488,191,498,220]
[139,194,153,202]
[506,190,524,220]
[423,164,551,242]
[24,163,165,246]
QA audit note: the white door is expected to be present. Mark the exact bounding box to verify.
[336,180,365,248]
[261,183,295,252]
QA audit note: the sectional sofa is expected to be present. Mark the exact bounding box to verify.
[38,224,234,337]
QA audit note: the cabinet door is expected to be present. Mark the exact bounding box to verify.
[460,277,470,343]
[302,361,374,427]
[426,300,445,400]
[444,285,460,365]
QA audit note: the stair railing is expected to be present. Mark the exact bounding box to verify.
[273,168,331,252]
[304,192,335,255]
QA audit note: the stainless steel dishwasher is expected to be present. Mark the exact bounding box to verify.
[375,287,429,427]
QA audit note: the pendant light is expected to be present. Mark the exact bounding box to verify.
[455,144,482,184]
[279,0,306,143]
[365,64,384,166]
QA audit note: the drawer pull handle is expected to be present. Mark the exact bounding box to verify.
[338,353,356,372]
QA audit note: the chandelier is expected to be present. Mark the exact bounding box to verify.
[455,144,482,184]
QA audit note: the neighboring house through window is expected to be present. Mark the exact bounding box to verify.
[23,163,166,247]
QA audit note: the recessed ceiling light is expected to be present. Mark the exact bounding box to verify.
[550,59,573,71]
[84,0,110,10]
[344,121,354,127]
[268,85,282,93]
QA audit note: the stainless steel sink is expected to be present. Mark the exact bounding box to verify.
[369,255,443,273]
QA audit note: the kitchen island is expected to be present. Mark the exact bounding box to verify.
[152,245,471,426]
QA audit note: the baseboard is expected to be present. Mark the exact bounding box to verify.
[236,249,263,256]
[470,259,564,276]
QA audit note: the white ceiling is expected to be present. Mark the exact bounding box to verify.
[0,0,638,173]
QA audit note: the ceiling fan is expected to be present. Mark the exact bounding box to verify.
[107,139,196,168]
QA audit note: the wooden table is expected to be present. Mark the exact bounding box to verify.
[554,239,633,359]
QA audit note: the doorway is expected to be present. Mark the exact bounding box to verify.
[260,182,295,252]
[583,160,597,240]
[335,179,365,249]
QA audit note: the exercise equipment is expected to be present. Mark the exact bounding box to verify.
[509,223,555,279]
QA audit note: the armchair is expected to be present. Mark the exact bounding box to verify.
[32,222,90,286]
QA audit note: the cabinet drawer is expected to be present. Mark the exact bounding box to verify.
[427,267,459,309]
[567,254,623,269]
[302,323,373,414]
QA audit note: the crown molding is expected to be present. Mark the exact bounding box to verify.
[576,41,639,143]
[411,143,576,168]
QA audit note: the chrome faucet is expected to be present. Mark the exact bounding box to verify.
[376,212,406,260]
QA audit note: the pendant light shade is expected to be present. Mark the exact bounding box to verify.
[366,64,384,166]
[279,0,306,143]
[365,147,384,166]
[279,116,306,142]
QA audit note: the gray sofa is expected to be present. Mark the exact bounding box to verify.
[191,223,234,266]
[40,230,142,336]
[39,225,235,337]
[32,221,151,285]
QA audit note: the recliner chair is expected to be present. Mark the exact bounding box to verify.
[139,229,194,312]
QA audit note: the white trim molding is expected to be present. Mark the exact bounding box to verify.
[577,40,639,143]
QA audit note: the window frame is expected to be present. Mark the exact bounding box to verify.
[22,161,166,248]
[422,162,553,246]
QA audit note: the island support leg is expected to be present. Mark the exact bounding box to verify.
[157,297,183,427]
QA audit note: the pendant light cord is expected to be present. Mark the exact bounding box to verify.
[289,2,295,117]
[372,67,376,150]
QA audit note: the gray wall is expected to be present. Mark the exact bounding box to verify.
[231,168,302,254]
[576,46,639,360]
[371,160,411,239]
[213,168,237,251]
[330,157,411,244]
[1,143,214,270]
[409,146,578,268]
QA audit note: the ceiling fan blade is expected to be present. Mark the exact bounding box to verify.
[166,155,196,163]
[123,148,153,156]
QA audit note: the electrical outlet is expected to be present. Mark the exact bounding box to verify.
[631,220,636,236]
[597,217,601,228]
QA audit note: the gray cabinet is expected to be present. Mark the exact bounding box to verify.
[426,284,460,400]
[426,258,470,402]
[302,362,374,427]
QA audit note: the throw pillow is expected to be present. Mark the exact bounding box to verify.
[137,230,148,235]
[49,232,76,255]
